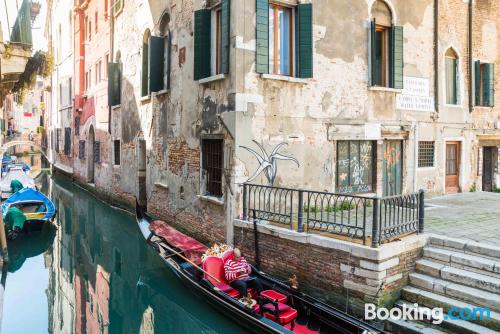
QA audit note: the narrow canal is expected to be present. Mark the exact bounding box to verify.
[1,172,247,334]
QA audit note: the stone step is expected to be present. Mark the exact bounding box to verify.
[385,318,448,334]
[394,300,499,334]
[423,246,500,279]
[409,272,500,312]
[429,234,500,260]
[401,286,500,331]
[416,259,500,294]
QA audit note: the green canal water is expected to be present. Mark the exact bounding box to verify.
[1,173,247,334]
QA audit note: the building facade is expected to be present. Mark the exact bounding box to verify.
[44,0,500,244]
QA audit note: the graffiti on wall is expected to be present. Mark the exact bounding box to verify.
[337,141,373,194]
[240,141,299,186]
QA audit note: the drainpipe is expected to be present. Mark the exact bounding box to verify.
[468,0,473,113]
[433,0,439,113]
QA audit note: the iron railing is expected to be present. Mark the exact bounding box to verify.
[242,183,424,248]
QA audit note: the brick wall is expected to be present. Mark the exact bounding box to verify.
[234,221,425,317]
[167,139,200,176]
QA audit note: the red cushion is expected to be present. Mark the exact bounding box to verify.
[202,256,227,286]
[263,302,291,313]
[226,289,239,298]
[264,307,298,324]
[216,283,233,292]
[261,290,287,303]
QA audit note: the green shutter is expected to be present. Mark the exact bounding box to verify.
[474,60,481,106]
[483,63,495,107]
[221,0,230,74]
[108,63,121,106]
[1,119,5,132]
[297,3,313,78]
[369,20,376,86]
[194,9,211,80]
[149,36,165,92]
[255,0,269,74]
[390,26,404,89]
[165,33,171,89]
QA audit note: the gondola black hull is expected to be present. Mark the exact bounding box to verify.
[136,202,383,334]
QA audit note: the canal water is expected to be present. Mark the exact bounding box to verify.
[1,172,247,334]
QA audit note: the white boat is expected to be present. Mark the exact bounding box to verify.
[0,165,36,199]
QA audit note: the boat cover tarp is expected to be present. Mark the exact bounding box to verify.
[2,188,56,222]
[149,220,208,265]
[5,207,26,230]
[0,168,35,192]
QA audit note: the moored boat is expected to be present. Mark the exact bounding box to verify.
[0,164,35,199]
[136,202,382,334]
[2,188,56,236]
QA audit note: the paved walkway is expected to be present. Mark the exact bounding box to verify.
[425,192,500,245]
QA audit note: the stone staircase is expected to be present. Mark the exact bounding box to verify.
[386,235,500,334]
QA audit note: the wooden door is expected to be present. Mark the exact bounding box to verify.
[383,141,403,196]
[483,147,494,192]
[445,142,460,193]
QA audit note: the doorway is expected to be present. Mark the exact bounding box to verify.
[383,140,403,196]
[445,142,460,193]
[482,147,495,192]
[88,126,95,183]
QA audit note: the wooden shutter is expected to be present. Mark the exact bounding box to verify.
[369,20,376,86]
[297,3,313,78]
[107,63,121,106]
[255,0,269,74]
[483,63,495,107]
[474,60,481,106]
[149,36,165,92]
[221,0,230,74]
[165,33,171,89]
[390,26,404,89]
[194,9,211,80]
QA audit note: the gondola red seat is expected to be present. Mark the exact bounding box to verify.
[261,289,287,303]
[263,303,298,330]
[202,256,240,298]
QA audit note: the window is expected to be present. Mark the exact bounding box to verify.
[269,4,293,76]
[78,140,85,160]
[64,128,71,156]
[104,0,108,18]
[88,20,92,41]
[112,0,123,16]
[445,48,459,105]
[98,61,102,81]
[108,53,121,106]
[418,141,435,168]
[105,54,109,79]
[141,29,151,97]
[56,128,61,153]
[336,141,375,193]
[75,116,80,135]
[95,12,98,33]
[89,69,92,88]
[474,61,494,107]
[369,1,403,88]
[194,1,229,80]
[202,139,223,197]
[93,141,101,163]
[114,140,121,165]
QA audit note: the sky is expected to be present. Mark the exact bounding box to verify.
[0,0,48,52]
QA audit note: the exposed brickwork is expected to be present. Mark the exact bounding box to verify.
[167,139,200,176]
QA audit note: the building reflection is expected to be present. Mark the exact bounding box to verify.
[47,176,224,334]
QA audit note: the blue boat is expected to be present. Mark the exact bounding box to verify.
[2,188,56,233]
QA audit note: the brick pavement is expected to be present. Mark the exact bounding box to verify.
[425,192,500,245]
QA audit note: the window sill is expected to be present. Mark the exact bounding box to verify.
[443,103,463,109]
[474,105,494,109]
[368,86,403,93]
[197,194,224,206]
[154,182,169,190]
[418,167,436,171]
[111,104,121,110]
[140,95,151,103]
[198,74,226,84]
[152,89,169,97]
[260,74,308,84]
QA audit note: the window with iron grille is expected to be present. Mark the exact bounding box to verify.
[78,140,85,160]
[202,139,223,197]
[114,140,120,165]
[93,141,101,163]
[418,141,435,168]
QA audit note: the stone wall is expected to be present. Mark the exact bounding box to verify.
[234,220,426,317]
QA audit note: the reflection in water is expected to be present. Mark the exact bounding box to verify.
[1,171,246,334]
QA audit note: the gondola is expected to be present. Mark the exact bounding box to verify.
[2,188,56,235]
[136,202,382,334]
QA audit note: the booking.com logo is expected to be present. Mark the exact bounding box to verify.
[365,303,491,324]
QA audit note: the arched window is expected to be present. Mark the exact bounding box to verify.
[370,0,393,87]
[445,48,459,105]
[141,29,151,97]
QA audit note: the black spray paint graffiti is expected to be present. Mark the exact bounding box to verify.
[240,141,299,186]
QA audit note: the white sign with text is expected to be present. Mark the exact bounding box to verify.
[396,76,435,112]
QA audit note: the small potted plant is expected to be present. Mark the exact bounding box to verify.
[31,1,41,18]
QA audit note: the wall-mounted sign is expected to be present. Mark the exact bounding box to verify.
[396,76,435,112]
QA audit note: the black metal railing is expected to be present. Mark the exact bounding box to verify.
[242,183,424,248]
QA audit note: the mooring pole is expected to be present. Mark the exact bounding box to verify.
[0,213,8,263]
[252,209,261,270]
